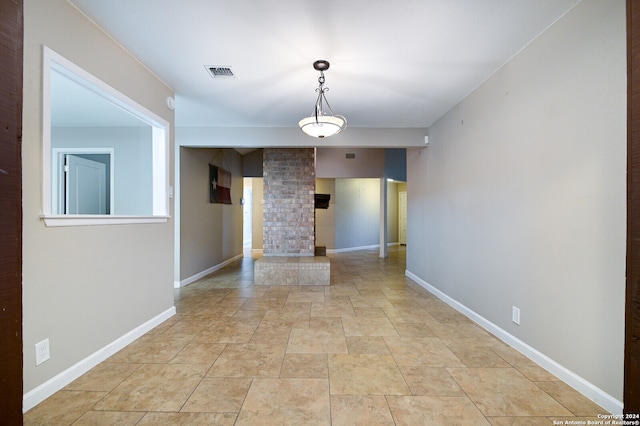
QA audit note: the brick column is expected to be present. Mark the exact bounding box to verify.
[263,148,315,256]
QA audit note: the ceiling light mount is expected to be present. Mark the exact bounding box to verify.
[313,60,330,72]
[299,60,346,138]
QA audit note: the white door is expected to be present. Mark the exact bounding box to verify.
[399,191,407,245]
[66,154,107,214]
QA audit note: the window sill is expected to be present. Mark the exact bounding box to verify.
[41,215,170,227]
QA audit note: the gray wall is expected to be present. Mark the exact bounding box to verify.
[335,178,381,249]
[180,148,243,280]
[407,0,625,401]
[385,148,407,181]
[242,149,263,177]
[23,0,175,394]
[316,148,402,250]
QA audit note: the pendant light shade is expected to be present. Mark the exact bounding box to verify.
[299,60,347,138]
[298,114,347,138]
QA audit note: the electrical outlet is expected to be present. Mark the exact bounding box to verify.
[35,339,50,366]
[512,307,521,325]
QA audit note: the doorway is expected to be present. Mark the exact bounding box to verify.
[65,154,107,214]
[54,150,113,214]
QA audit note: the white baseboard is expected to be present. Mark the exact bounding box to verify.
[404,270,623,415]
[248,245,398,256]
[176,254,244,288]
[23,306,176,413]
[327,242,398,254]
[331,244,379,253]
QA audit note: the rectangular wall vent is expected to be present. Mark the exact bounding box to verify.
[205,65,236,79]
[345,153,356,159]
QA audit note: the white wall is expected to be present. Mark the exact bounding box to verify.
[407,0,626,405]
[178,127,426,149]
[179,148,243,281]
[23,0,175,402]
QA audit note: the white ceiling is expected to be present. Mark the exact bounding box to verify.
[67,0,582,130]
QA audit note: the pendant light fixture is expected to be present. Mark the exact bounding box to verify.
[298,60,347,138]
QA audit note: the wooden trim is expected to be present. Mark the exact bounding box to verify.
[626,0,640,413]
[0,0,23,421]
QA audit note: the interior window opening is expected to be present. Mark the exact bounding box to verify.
[42,46,170,226]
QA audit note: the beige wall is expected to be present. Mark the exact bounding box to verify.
[387,181,399,243]
[179,148,243,280]
[23,0,175,395]
[316,148,385,178]
[250,178,265,251]
[315,179,336,249]
[407,0,625,402]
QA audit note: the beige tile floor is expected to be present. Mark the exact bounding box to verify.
[25,247,608,425]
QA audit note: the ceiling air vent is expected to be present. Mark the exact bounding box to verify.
[205,65,236,79]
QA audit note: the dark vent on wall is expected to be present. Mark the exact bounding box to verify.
[205,65,236,79]
[314,194,330,209]
[345,153,356,159]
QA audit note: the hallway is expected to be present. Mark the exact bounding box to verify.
[25,247,606,425]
